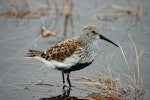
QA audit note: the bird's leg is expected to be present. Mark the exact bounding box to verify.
[66,73,71,87]
[63,84,71,96]
[62,71,65,84]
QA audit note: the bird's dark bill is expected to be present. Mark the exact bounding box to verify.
[100,34,118,47]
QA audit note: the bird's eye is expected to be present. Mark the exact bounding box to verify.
[92,31,96,34]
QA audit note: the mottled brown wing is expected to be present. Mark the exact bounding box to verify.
[26,50,43,57]
[44,37,83,62]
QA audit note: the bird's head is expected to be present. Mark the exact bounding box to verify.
[82,25,118,47]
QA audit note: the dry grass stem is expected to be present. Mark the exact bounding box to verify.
[118,43,131,73]
[96,4,138,22]
[63,0,71,17]
[41,26,64,38]
[63,0,74,17]
[118,35,144,99]
[0,1,50,18]
[63,0,74,37]
[128,34,141,84]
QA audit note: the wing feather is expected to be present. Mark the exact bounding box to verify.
[44,37,83,62]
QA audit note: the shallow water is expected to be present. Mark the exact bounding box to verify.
[0,0,150,100]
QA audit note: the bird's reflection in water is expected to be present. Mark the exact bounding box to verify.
[39,85,81,100]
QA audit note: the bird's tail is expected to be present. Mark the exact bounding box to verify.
[25,50,43,58]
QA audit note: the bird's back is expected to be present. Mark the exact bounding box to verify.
[44,37,83,62]
[26,37,83,64]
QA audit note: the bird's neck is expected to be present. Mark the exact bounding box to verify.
[78,35,99,63]
[79,35,99,55]
[80,35,97,47]
[80,35,91,44]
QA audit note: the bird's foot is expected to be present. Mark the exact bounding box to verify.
[63,84,75,90]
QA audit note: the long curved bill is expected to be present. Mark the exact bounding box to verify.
[100,34,118,47]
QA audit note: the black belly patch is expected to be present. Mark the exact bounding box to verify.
[56,61,93,73]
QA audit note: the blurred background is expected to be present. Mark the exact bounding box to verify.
[0,0,149,99]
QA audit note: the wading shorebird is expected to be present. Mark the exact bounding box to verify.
[26,25,118,87]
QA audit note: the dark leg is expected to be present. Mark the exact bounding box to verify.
[62,71,65,84]
[63,85,71,96]
[66,73,71,87]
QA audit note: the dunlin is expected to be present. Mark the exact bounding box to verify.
[26,25,118,87]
